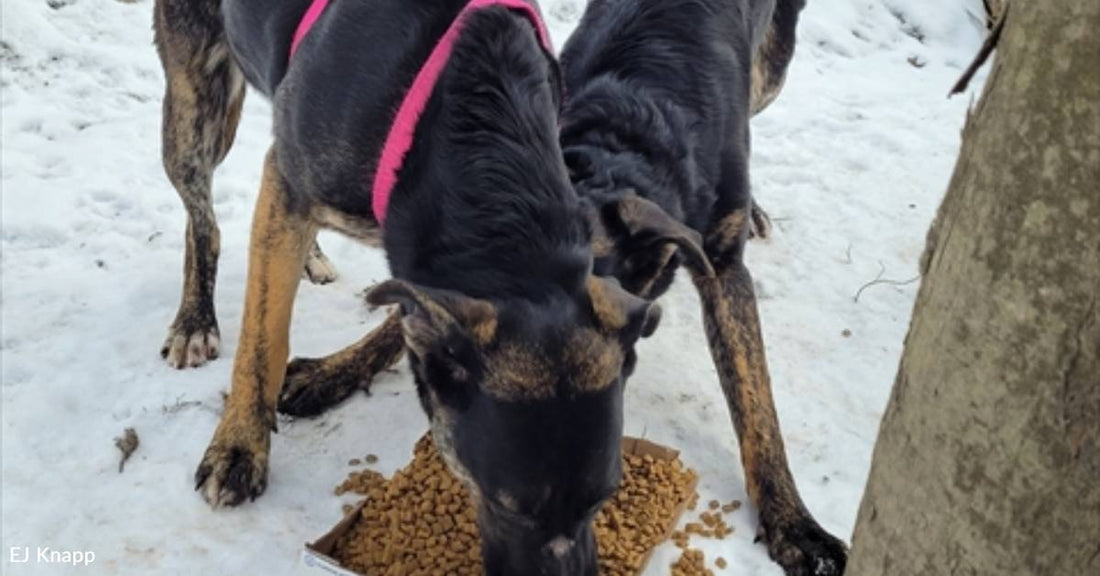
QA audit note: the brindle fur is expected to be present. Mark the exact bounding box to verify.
[750,0,804,117]
[695,211,844,573]
[746,0,806,238]
[277,310,405,417]
[153,0,335,369]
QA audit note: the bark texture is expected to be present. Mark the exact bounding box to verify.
[846,2,1100,575]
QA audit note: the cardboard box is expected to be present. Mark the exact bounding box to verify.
[302,436,697,575]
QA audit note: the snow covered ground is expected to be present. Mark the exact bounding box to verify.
[1,0,989,574]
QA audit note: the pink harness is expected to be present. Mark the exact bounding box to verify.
[290,0,553,224]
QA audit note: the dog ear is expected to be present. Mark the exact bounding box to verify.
[601,194,715,279]
[587,276,662,344]
[366,280,497,387]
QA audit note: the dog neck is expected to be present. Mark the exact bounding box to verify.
[382,7,591,303]
[289,0,553,226]
[561,77,706,229]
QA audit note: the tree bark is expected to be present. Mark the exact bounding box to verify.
[846,3,1100,575]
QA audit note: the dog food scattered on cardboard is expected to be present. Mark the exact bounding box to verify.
[328,434,698,576]
[332,436,481,575]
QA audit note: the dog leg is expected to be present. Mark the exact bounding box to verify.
[194,149,313,507]
[692,209,848,576]
[750,0,806,116]
[302,239,339,285]
[154,0,246,368]
[747,1,809,242]
[278,310,404,417]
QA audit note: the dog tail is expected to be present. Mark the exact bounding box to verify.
[749,0,806,116]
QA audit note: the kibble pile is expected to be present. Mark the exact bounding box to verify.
[667,499,742,576]
[330,434,699,576]
[593,450,698,575]
[332,435,483,575]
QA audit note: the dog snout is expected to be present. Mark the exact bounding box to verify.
[544,535,575,560]
[539,532,597,576]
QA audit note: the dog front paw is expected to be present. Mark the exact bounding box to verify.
[162,315,220,369]
[194,424,270,508]
[760,516,848,576]
[278,356,372,417]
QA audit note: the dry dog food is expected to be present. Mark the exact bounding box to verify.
[594,449,698,576]
[670,547,711,576]
[668,499,745,574]
[329,434,698,576]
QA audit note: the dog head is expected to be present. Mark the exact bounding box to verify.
[367,276,660,576]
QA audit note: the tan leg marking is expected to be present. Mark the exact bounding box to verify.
[194,148,314,507]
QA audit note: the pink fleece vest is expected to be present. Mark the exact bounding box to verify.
[289,0,553,224]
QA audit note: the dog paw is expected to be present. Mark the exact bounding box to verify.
[761,516,848,576]
[161,319,220,369]
[748,200,773,240]
[303,248,338,285]
[278,356,371,417]
[194,427,270,508]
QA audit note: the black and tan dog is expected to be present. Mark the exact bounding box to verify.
[155,0,675,573]
[556,0,849,574]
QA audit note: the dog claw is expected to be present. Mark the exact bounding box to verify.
[195,471,209,492]
[162,323,220,369]
[762,516,849,576]
[194,433,269,508]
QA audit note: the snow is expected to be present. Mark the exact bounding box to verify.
[1,0,987,574]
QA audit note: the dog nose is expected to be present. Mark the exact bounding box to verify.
[544,536,575,559]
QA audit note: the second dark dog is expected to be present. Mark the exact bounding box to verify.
[558,0,850,574]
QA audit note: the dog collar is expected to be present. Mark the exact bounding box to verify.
[290,0,553,224]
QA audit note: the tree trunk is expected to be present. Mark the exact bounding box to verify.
[846,3,1100,575]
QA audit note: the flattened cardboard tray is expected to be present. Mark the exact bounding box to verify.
[301,436,697,576]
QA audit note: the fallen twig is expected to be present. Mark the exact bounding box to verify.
[950,1,1009,97]
[853,261,921,303]
[161,395,203,415]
